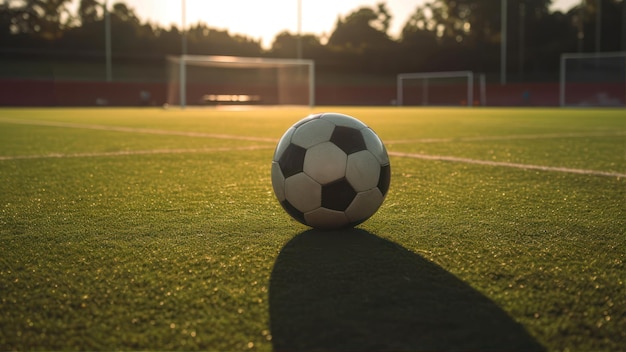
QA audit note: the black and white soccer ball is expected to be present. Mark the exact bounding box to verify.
[271,113,390,230]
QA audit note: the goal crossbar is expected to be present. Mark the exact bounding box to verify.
[397,71,482,107]
[559,51,626,107]
[168,55,315,68]
[167,55,315,108]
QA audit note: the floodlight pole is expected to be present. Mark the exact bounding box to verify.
[468,73,474,107]
[296,0,303,59]
[559,54,566,107]
[479,73,486,106]
[622,0,626,51]
[180,0,187,108]
[309,61,315,108]
[578,0,584,53]
[500,0,507,85]
[595,0,601,52]
[519,2,525,78]
[104,0,112,82]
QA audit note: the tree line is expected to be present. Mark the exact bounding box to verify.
[1,0,624,81]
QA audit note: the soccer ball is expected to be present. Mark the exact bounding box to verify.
[271,113,391,230]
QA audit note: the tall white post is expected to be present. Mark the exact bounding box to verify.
[595,0,601,52]
[467,72,474,107]
[559,54,566,107]
[309,62,315,108]
[297,0,303,59]
[104,0,112,82]
[396,76,403,106]
[180,0,187,108]
[479,73,486,106]
[500,0,507,85]
[622,0,626,51]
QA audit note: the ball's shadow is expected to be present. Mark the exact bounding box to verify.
[269,229,544,351]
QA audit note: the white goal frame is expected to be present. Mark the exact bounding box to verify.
[396,71,486,107]
[167,55,315,108]
[559,51,626,107]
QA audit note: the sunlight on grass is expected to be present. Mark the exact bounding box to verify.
[0,107,624,350]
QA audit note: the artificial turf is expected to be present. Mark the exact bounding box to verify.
[0,107,624,351]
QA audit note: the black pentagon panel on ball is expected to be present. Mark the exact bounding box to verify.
[321,178,357,211]
[280,200,306,225]
[378,164,391,196]
[330,126,367,155]
[278,143,307,178]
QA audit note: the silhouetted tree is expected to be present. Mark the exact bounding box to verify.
[184,24,261,56]
[575,0,624,52]
[0,0,593,81]
[156,25,182,55]
[270,31,324,58]
[22,0,73,39]
[326,2,399,73]
[328,2,394,50]
[78,0,101,25]
[0,2,15,38]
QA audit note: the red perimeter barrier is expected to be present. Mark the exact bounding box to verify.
[0,80,166,107]
[0,79,623,107]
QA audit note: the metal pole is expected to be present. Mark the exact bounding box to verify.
[180,0,187,108]
[397,76,403,106]
[578,0,584,52]
[480,73,486,106]
[468,72,474,107]
[297,0,303,59]
[519,2,525,79]
[622,0,626,51]
[309,62,315,108]
[559,54,566,107]
[104,0,112,82]
[595,0,601,52]
[500,0,507,85]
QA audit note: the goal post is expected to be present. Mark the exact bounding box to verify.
[396,71,486,107]
[166,55,315,108]
[560,51,626,107]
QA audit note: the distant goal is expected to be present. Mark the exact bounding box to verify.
[166,55,315,108]
[396,71,486,107]
[560,52,626,107]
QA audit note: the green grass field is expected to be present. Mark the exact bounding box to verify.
[0,107,624,351]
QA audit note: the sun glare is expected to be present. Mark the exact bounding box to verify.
[183,0,298,47]
[147,0,381,49]
[122,0,579,49]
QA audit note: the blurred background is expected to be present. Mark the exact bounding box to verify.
[1,0,624,107]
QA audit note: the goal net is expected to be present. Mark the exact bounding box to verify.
[560,52,626,107]
[396,71,486,107]
[166,55,315,108]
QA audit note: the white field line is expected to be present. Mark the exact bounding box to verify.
[4,118,622,145]
[387,131,626,144]
[2,117,623,178]
[0,118,278,143]
[388,151,626,178]
[0,146,273,161]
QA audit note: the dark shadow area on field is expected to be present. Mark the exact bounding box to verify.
[269,229,544,352]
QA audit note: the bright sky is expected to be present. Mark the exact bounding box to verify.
[114,0,580,49]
